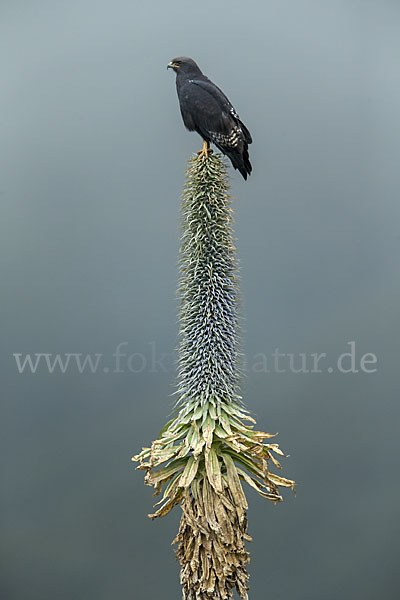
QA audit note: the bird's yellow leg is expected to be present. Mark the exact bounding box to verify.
[197,140,211,158]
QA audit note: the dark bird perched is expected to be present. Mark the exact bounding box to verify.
[168,57,252,180]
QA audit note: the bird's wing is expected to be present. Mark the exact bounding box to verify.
[189,79,252,144]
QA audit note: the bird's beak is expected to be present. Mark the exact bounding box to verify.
[167,61,179,70]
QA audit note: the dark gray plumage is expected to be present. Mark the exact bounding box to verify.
[167,57,252,180]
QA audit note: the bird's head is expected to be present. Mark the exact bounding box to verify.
[167,57,202,76]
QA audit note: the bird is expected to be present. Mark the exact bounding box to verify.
[167,57,252,180]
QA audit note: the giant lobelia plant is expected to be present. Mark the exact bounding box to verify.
[133,151,295,600]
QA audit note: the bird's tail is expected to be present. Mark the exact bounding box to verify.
[238,119,252,144]
[227,142,252,181]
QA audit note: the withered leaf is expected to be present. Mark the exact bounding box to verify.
[205,445,223,492]
[146,457,187,485]
[179,455,200,488]
[222,453,248,511]
[148,489,183,519]
[236,467,282,502]
[267,472,296,491]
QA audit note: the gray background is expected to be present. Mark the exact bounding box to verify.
[1,1,399,599]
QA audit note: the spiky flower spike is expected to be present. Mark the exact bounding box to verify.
[133,152,295,600]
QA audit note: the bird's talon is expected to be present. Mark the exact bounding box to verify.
[197,141,211,158]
